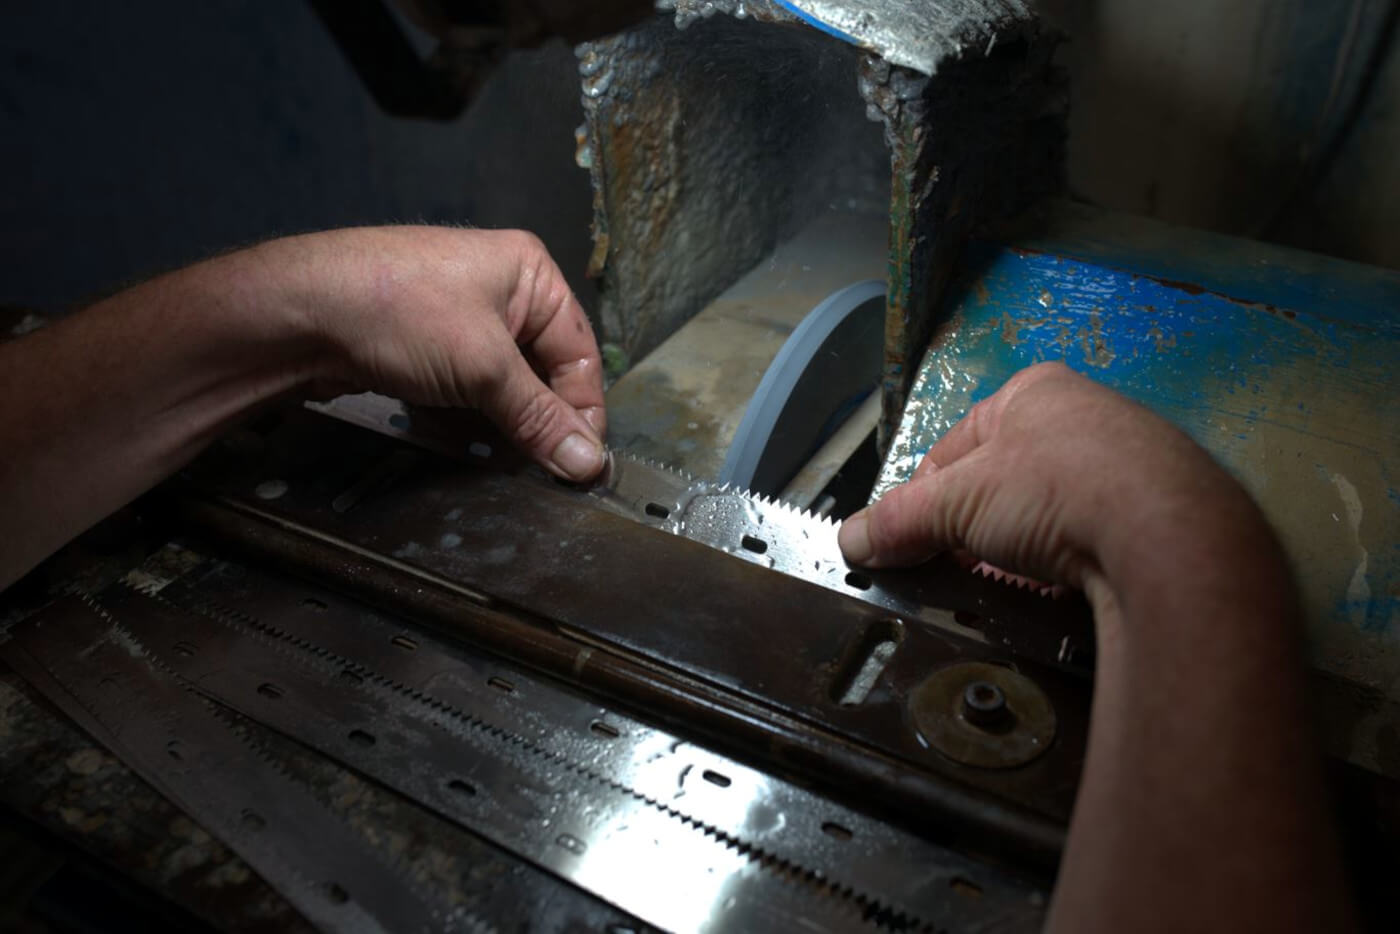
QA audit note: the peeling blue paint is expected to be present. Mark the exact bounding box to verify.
[884,225,1400,675]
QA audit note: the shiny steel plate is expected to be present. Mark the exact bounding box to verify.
[108,558,1048,933]
[1,595,460,934]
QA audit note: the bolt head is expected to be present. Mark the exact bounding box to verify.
[961,679,1008,728]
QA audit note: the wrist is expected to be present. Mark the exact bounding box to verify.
[1079,442,1300,644]
[227,235,346,387]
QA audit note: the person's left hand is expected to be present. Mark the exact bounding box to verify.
[256,226,607,482]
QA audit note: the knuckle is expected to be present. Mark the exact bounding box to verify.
[865,504,900,554]
[868,483,918,551]
[509,389,563,448]
[504,228,546,260]
[1010,360,1069,390]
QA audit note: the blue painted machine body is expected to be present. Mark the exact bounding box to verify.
[878,205,1400,775]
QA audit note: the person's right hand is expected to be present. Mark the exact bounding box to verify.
[838,364,1352,934]
[837,362,1284,604]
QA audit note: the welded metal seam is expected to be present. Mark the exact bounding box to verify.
[155,586,944,933]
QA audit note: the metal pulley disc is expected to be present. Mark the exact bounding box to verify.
[910,662,1057,769]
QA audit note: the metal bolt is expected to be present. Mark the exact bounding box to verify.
[961,680,1008,729]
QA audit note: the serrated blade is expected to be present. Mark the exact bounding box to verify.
[590,452,1093,672]
[105,566,1045,933]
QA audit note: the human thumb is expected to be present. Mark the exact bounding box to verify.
[481,350,606,482]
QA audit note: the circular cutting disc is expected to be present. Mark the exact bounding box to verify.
[718,279,885,494]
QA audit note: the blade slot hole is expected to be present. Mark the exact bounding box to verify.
[488,676,516,694]
[702,769,731,788]
[446,778,476,796]
[256,683,284,700]
[740,535,768,555]
[390,635,418,651]
[347,729,376,748]
[645,502,670,519]
[821,821,853,841]
[830,618,905,707]
[844,571,872,590]
[590,720,621,739]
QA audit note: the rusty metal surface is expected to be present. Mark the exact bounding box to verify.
[909,663,1057,770]
[859,45,1065,448]
[877,202,1400,781]
[576,10,890,368]
[577,3,1065,449]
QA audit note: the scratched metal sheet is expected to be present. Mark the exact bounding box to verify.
[877,207,1400,778]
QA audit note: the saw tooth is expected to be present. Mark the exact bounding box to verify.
[612,450,697,483]
[970,559,1060,598]
[979,564,1008,583]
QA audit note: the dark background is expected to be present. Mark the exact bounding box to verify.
[2,1,1397,317]
[0,0,597,314]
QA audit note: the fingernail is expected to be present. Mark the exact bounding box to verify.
[839,509,874,565]
[551,433,604,481]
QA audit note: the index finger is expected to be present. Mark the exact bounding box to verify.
[506,240,607,434]
[525,288,607,433]
[915,361,1062,477]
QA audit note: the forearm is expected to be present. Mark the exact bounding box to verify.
[1049,508,1353,932]
[0,246,329,588]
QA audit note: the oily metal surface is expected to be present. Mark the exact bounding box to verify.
[1,596,458,934]
[909,663,1057,769]
[176,410,1091,834]
[108,560,1048,932]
